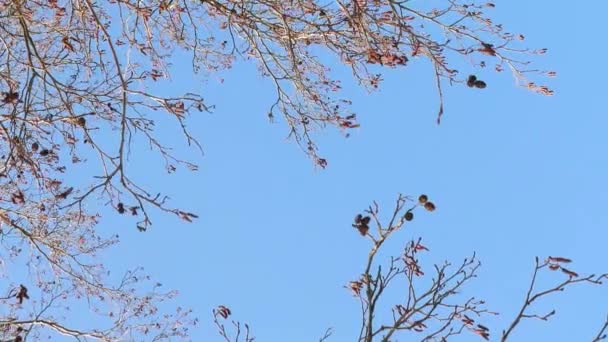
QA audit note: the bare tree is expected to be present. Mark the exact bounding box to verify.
[0,205,197,341]
[346,194,495,341]
[0,0,555,340]
[346,195,606,342]
[214,195,606,341]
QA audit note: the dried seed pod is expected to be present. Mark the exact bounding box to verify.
[467,75,477,87]
[356,224,369,236]
[418,194,428,204]
[40,149,50,156]
[474,80,487,89]
[424,202,436,212]
[16,285,29,304]
[117,202,125,214]
[353,214,371,236]
[360,216,371,225]
[405,211,414,221]
[77,117,86,127]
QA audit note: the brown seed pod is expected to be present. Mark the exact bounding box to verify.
[40,149,50,156]
[418,194,428,204]
[357,225,369,236]
[474,80,487,89]
[353,214,371,236]
[424,202,436,212]
[117,202,125,214]
[467,75,477,87]
[360,216,371,225]
[77,116,86,127]
[405,211,414,221]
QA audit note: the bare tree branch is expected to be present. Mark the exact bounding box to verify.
[592,315,608,342]
[502,257,607,342]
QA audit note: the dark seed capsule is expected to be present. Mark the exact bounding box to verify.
[361,216,371,225]
[405,212,414,221]
[474,80,487,89]
[467,75,477,87]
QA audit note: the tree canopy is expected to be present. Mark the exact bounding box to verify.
[1,1,600,342]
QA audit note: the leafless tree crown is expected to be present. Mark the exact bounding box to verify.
[0,1,558,341]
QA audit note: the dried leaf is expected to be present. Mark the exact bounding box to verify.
[548,256,572,263]
[216,305,231,319]
[16,285,29,304]
[560,267,579,278]
[11,191,25,205]
[55,187,74,199]
[478,43,496,56]
[1,91,19,104]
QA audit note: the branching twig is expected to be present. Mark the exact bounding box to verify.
[502,257,607,341]
[592,315,608,342]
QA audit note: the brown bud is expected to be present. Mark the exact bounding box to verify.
[424,202,436,212]
[418,194,428,204]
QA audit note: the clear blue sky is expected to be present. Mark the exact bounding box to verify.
[97,2,608,341]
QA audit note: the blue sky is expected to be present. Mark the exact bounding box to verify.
[97,1,608,341]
